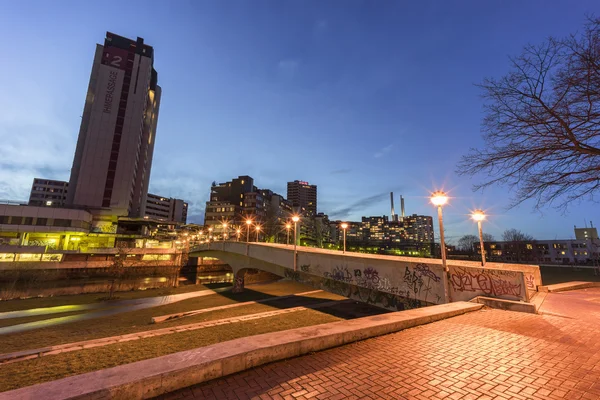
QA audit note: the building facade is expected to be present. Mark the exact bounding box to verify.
[287,180,317,217]
[144,193,188,223]
[28,178,69,208]
[67,32,161,218]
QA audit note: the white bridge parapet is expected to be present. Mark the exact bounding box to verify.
[191,242,540,308]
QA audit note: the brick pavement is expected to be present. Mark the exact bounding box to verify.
[156,305,600,400]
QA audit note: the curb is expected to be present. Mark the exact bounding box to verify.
[0,302,483,400]
[538,281,600,293]
[470,296,536,314]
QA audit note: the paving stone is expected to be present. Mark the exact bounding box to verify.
[154,305,600,400]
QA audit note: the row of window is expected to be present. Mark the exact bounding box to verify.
[0,216,90,229]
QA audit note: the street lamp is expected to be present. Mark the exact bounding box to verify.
[255,225,261,242]
[285,223,292,246]
[471,209,487,266]
[292,215,300,271]
[245,219,252,242]
[207,227,213,249]
[236,228,241,242]
[430,191,449,274]
[341,223,348,254]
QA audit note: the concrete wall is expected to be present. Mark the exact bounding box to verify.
[448,265,528,302]
[192,243,539,306]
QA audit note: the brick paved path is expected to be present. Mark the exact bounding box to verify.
[158,306,600,400]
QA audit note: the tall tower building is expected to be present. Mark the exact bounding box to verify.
[287,180,317,216]
[67,32,161,217]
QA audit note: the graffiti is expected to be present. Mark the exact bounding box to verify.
[354,269,362,277]
[414,264,441,282]
[450,267,522,298]
[403,267,424,294]
[300,264,310,273]
[324,266,353,283]
[232,275,245,293]
[525,274,535,289]
[284,269,301,282]
[361,267,380,289]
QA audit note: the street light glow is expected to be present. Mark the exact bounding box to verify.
[471,209,486,222]
[222,222,228,228]
[292,215,300,223]
[255,225,261,231]
[286,223,291,229]
[430,191,449,206]
[341,223,348,229]
[245,219,252,225]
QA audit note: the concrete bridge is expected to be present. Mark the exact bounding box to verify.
[190,242,542,311]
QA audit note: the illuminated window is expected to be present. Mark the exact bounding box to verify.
[46,201,52,206]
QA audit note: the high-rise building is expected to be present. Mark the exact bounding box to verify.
[67,32,161,218]
[204,176,254,228]
[28,178,69,208]
[144,194,188,223]
[287,180,317,216]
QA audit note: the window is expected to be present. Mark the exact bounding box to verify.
[36,218,48,226]
[53,219,71,227]
[0,216,9,224]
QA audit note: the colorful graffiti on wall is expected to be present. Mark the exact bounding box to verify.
[286,262,444,311]
[449,266,524,300]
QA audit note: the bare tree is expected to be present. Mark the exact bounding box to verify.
[457,233,494,253]
[458,17,600,211]
[501,229,534,242]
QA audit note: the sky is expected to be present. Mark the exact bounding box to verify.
[0,0,599,244]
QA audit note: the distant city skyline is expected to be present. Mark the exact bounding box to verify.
[1,1,599,243]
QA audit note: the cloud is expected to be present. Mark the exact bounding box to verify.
[330,169,351,175]
[374,144,394,158]
[329,192,389,220]
[277,59,299,78]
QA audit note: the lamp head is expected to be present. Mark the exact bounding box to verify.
[341,223,348,229]
[285,223,291,229]
[255,226,261,231]
[471,209,486,222]
[292,215,300,223]
[245,219,252,225]
[430,191,449,207]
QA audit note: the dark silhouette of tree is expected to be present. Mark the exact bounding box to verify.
[458,17,600,211]
[502,229,534,242]
[457,233,494,253]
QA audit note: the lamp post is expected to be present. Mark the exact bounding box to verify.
[236,229,241,242]
[341,223,348,254]
[255,225,261,242]
[471,209,487,266]
[245,219,252,242]
[431,191,449,302]
[292,215,300,271]
[286,223,291,246]
[207,227,213,249]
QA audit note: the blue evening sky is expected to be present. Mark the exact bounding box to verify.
[0,1,599,243]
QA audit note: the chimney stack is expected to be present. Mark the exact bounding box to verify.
[390,192,396,221]
[401,195,405,217]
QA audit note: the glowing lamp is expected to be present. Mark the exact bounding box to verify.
[471,210,486,222]
[430,191,448,206]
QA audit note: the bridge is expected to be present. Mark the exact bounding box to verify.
[190,242,541,310]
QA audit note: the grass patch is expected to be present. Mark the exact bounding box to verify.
[0,308,342,393]
[0,282,342,353]
[0,284,225,313]
[540,266,600,285]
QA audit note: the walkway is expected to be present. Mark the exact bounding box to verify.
[159,288,600,400]
[0,287,230,335]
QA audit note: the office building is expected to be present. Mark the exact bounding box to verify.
[145,194,188,223]
[67,32,161,218]
[287,180,317,216]
[574,225,599,241]
[28,178,69,208]
[204,176,254,228]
